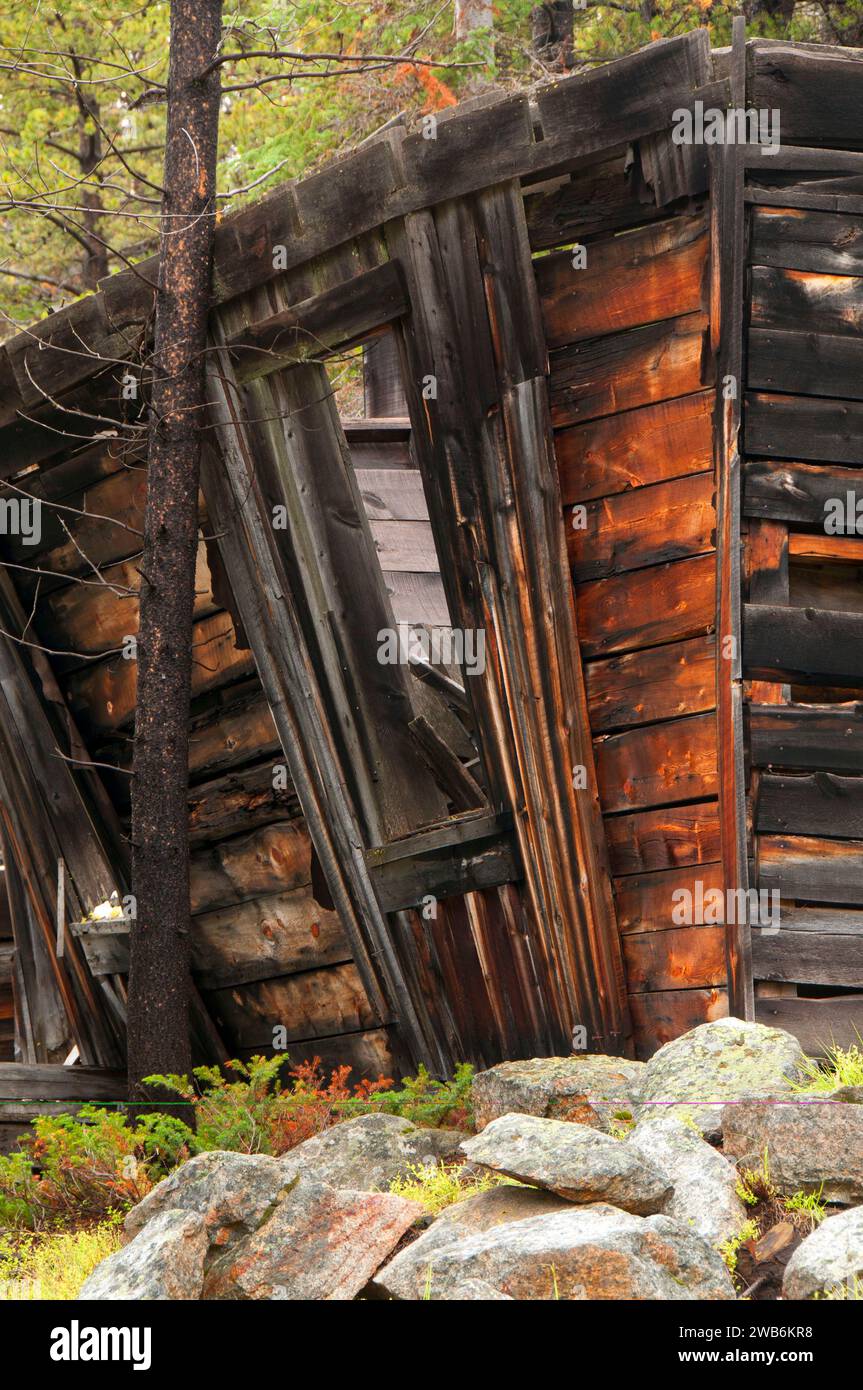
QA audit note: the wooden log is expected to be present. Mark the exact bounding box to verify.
[746,392,863,466]
[758,772,863,840]
[749,702,863,773]
[750,43,863,149]
[751,924,863,988]
[743,604,863,688]
[576,552,716,659]
[187,762,301,845]
[37,543,215,658]
[604,800,721,878]
[585,635,715,734]
[188,685,280,781]
[568,472,714,582]
[189,819,311,914]
[555,390,714,505]
[66,610,255,733]
[226,261,407,382]
[749,326,863,401]
[549,311,710,428]
[759,833,863,905]
[535,214,708,348]
[744,458,863,528]
[594,712,718,815]
[236,1027,395,1082]
[203,962,378,1049]
[191,890,350,990]
[7,465,147,578]
[614,861,724,936]
[628,986,728,1059]
[623,925,727,994]
[755,995,863,1057]
[750,205,863,277]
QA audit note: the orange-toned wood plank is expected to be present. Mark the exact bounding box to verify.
[576,553,716,659]
[586,635,715,734]
[556,391,714,505]
[623,925,727,993]
[614,861,724,935]
[604,800,721,877]
[629,987,728,1058]
[568,472,715,582]
[594,711,718,814]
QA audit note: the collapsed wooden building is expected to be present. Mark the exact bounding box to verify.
[1,22,863,1103]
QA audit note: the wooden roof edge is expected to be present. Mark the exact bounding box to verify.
[2,26,861,440]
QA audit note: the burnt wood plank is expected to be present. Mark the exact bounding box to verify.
[568,472,714,582]
[746,392,863,466]
[759,832,863,904]
[750,264,863,338]
[750,205,863,277]
[204,962,378,1049]
[749,703,863,772]
[556,391,714,505]
[744,459,863,528]
[751,925,863,988]
[535,214,708,348]
[623,925,727,994]
[751,43,863,148]
[550,311,710,428]
[743,604,863,688]
[755,995,863,1056]
[758,772,863,840]
[187,762,301,845]
[749,326,863,401]
[594,711,718,814]
[604,800,721,878]
[523,154,666,252]
[576,552,716,659]
[586,635,715,734]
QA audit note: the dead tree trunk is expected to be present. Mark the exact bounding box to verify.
[128,0,223,1100]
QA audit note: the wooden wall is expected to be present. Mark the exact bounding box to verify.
[530,173,729,1057]
[743,191,863,1053]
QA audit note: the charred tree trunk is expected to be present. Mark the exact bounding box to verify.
[128,0,223,1101]
[530,3,574,71]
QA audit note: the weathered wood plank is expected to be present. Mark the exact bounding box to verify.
[188,686,280,781]
[758,772,863,840]
[569,472,714,582]
[629,987,728,1059]
[744,458,863,528]
[236,1027,395,1082]
[751,925,863,988]
[550,311,710,428]
[604,800,721,878]
[623,925,727,994]
[585,635,715,734]
[187,762,301,845]
[555,391,714,505]
[594,712,718,814]
[523,153,666,252]
[751,43,863,148]
[576,552,715,658]
[755,995,863,1056]
[749,326,863,401]
[614,861,724,936]
[190,819,311,914]
[749,703,863,773]
[759,833,863,904]
[750,264,863,338]
[0,1063,126,1102]
[535,214,708,348]
[746,392,863,466]
[356,469,428,522]
[750,205,863,277]
[368,519,439,572]
[226,261,407,382]
[191,890,350,990]
[743,604,863,688]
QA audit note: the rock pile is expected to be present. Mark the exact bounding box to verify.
[78,1019,863,1301]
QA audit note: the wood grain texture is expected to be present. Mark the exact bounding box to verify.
[594,712,718,814]
[556,391,714,505]
[750,205,863,276]
[759,833,863,904]
[585,635,715,734]
[623,925,727,993]
[614,860,724,936]
[746,392,863,465]
[628,986,728,1059]
[758,772,863,840]
[576,552,715,659]
[569,472,715,582]
[749,702,863,772]
[755,994,863,1056]
[604,800,721,877]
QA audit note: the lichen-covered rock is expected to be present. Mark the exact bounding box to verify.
[627,1113,748,1247]
[125,1150,288,1246]
[374,1203,735,1300]
[722,1097,863,1204]
[460,1114,671,1214]
[471,1055,645,1133]
[79,1209,207,1301]
[434,1184,573,1235]
[203,1177,421,1300]
[782,1205,863,1300]
[637,1017,805,1138]
[278,1113,465,1192]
